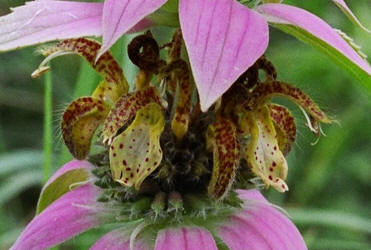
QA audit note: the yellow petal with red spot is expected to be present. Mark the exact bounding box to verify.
[39,38,128,103]
[243,106,289,192]
[268,104,296,155]
[206,119,240,200]
[109,103,164,190]
[62,97,109,159]
[247,80,332,124]
[102,87,161,145]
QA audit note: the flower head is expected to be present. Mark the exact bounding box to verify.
[1,0,370,110]
[2,1,369,249]
[11,30,335,249]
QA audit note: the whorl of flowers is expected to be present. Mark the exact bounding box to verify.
[13,30,328,249]
[0,0,369,249]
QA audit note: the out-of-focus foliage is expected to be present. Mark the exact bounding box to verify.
[0,0,370,249]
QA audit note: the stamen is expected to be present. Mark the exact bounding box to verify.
[310,135,321,146]
[299,106,317,134]
[31,51,74,78]
[319,124,327,137]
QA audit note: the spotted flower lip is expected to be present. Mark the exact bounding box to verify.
[11,160,307,250]
[0,0,370,111]
[15,32,329,250]
[12,32,323,249]
[31,33,332,197]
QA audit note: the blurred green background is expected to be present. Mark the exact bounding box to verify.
[0,0,370,249]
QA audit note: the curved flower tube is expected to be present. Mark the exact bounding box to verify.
[12,160,306,250]
[0,0,370,111]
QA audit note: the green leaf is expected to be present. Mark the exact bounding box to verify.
[0,227,23,248]
[273,24,371,94]
[149,8,180,28]
[73,60,100,97]
[159,0,179,13]
[292,107,362,203]
[0,150,42,176]
[309,238,371,250]
[262,0,283,3]
[0,170,42,205]
[288,208,371,234]
[36,169,89,214]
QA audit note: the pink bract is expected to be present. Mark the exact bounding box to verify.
[12,161,307,250]
[11,184,104,250]
[1,0,369,111]
[99,0,167,58]
[179,0,268,111]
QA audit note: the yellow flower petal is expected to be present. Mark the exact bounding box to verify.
[109,103,165,190]
[102,87,161,145]
[243,106,289,192]
[62,97,109,159]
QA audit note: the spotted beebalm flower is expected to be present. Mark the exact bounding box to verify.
[2,1,369,249]
[0,0,370,111]
[11,30,332,249]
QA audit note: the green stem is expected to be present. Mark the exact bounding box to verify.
[0,123,6,153]
[43,72,53,183]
